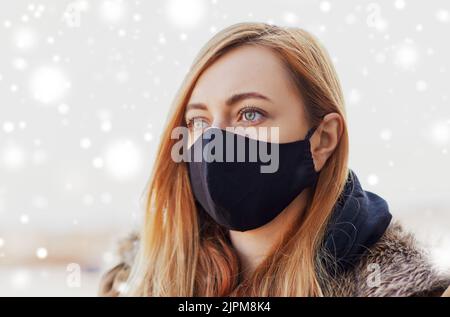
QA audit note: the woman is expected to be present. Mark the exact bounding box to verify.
[98,22,450,296]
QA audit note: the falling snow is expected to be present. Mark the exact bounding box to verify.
[30,66,70,104]
[36,247,48,259]
[99,0,127,24]
[0,0,449,296]
[166,0,207,28]
[392,41,419,70]
[104,139,142,181]
[13,27,38,50]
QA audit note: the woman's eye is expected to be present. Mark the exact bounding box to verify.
[188,117,209,131]
[240,107,265,123]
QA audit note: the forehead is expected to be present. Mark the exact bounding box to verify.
[189,45,295,103]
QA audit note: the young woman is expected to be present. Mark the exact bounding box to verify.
[98,22,450,297]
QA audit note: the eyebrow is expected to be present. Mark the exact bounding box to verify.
[186,92,272,112]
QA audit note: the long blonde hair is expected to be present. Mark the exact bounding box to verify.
[125,22,349,296]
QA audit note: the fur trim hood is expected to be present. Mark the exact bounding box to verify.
[98,220,450,297]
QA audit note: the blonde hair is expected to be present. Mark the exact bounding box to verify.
[125,22,349,296]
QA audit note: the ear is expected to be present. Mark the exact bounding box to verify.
[310,112,344,172]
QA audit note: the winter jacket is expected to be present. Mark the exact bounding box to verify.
[98,169,450,296]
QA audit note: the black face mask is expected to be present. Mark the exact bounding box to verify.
[187,126,320,232]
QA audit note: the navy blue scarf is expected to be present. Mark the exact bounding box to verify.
[322,169,392,274]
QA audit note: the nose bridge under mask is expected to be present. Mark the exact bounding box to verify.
[189,125,317,165]
[192,127,274,164]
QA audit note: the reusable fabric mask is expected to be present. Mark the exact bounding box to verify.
[187,126,320,232]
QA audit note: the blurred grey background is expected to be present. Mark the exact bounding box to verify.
[0,0,449,296]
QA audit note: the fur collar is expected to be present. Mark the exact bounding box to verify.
[322,221,450,296]
[98,220,450,296]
